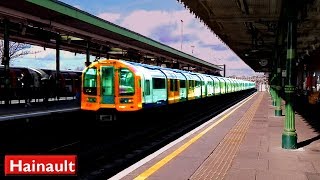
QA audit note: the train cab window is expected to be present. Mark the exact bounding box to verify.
[83,67,97,95]
[119,68,134,96]
[153,78,165,89]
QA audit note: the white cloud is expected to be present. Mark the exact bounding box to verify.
[121,10,172,36]
[14,8,257,76]
[119,9,254,75]
[98,13,121,23]
[13,46,90,70]
[23,46,55,59]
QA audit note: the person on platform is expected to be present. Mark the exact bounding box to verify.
[19,72,32,107]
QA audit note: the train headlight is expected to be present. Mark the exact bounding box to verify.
[120,98,133,104]
[87,97,96,102]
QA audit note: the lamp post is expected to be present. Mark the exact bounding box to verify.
[216,64,226,77]
[181,19,183,51]
[191,45,195,54]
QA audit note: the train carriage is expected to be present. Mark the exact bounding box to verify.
[81,59,256,119]
[133,65,167,107]
[0,66,81,103]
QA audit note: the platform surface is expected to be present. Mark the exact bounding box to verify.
[0,98,80,121]
[111,92,320,180]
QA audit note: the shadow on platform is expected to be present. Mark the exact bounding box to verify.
[295,94,320,148]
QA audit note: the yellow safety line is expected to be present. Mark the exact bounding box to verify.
[190,93,263,180]
[134,93,257,180]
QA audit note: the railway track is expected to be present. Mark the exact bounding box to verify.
[78,90,255,179]
[0,90,255,179]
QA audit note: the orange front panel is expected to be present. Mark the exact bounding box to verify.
[81,60,116,111]
[81,94,101,111]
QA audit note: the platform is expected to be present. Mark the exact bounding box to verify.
[110,92,320,180]
[0,98,80,121]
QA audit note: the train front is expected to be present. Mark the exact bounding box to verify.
[81,59,142,113]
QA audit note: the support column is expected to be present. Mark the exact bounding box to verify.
[270,72,276,105]
[3,19,10,105]
[269,74,273,96]
[275,9,285,117]
[56,34,60,100]
[275,67,282,116]
[85,42,91,67]
[282,0,298,149]
[270,51,277,106]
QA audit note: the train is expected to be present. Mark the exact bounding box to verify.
[80,59,256,120]
[0,65,82,104]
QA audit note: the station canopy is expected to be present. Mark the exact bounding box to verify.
[178,0,320,72]
[0,0,223,73]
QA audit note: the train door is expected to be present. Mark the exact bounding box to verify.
[100,66,115,104]
[159,69,176,104]
[172,79,179,103]
[143,77,153,105]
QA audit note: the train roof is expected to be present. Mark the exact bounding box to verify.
[93,59,256,84]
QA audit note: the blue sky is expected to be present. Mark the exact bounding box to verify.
[61,0,183,13]
[13,0,257,76]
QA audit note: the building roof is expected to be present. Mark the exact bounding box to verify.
[0,0,223,72]
[179,0,320,72]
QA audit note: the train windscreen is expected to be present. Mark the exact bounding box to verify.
[119,68,134,96]
[83,67,97,95]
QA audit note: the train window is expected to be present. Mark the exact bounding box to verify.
[145,80,150,95]
[119,68,134,96]
[83,67,97,95]
[180,80,186,88]
[153,78,165,89]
